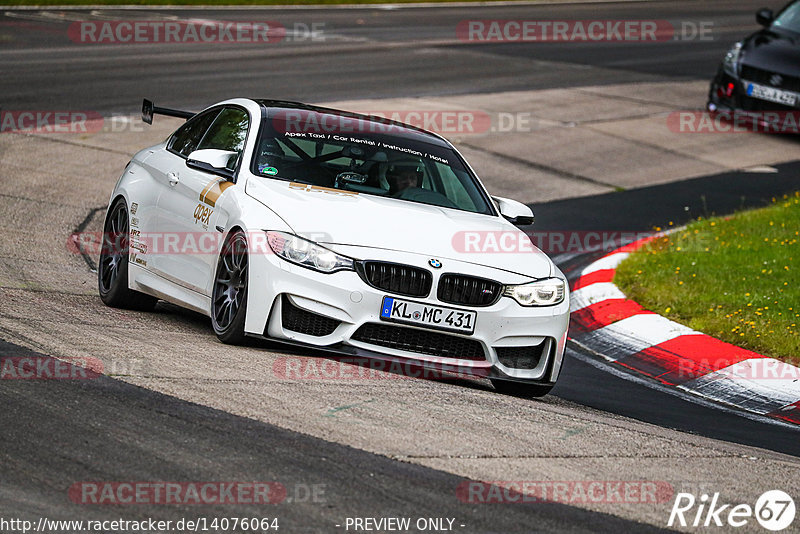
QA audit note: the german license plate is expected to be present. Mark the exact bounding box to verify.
[380,296,476,334]
[746,82,797,106]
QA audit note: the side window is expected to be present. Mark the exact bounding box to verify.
[196,107,250,169]
[167,110,219,158]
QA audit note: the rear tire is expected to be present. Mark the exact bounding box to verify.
[491,379,554,398]
[211,230,249,345]
[97,198,158,311]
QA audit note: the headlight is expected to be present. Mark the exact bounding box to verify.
[266,231,354,273]
[722,41,743,77]
[504,278,566,306]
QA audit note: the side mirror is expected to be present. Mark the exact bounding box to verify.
[493,196,534,226]
[142,99,154,125]
[186,149,238,180]
[756,8,774,27]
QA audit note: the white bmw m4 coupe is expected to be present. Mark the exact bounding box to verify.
[99,98,570,396]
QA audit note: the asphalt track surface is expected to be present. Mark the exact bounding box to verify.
[0,1,774,112]
[1,338,672,533]
[2,0,800,531]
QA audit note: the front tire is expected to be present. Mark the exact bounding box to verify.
[211,230,249,344]
[491,379,554,398]
[97,198,158,311]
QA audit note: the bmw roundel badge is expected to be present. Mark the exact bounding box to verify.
[429,258,442,269]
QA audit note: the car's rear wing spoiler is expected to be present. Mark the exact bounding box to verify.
[141,98,195,125]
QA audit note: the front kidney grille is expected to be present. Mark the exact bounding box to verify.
[357,261,432,298]
[437,274,502,307]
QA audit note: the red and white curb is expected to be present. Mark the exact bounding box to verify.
[568,237,800,426]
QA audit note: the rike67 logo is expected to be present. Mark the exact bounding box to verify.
[669,490,795,531]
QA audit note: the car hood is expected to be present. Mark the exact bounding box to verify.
[245,177,552,278]
[741,29,800,76]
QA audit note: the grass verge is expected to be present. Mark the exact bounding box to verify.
[615,192,800,366]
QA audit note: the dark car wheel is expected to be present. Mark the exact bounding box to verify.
[491,379,554,398]
[211,230,249,344]
[98,198,158,311]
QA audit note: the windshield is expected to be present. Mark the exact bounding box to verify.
[773,2,800,32]
[251,113,494,215]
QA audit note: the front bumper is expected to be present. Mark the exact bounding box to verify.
[245,247,570,384]
[708,67,799,114]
